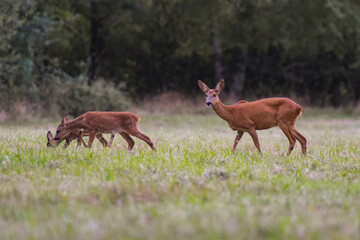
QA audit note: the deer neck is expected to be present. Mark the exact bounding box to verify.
[64,116,86,134]
[212,99,232,122]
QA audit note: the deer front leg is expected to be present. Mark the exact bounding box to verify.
[86,131,97,148]
[63,139,71,149]
[76,138,82,148]
[232,131,244,152]
[247,128,261,153]
[75,129,88,148]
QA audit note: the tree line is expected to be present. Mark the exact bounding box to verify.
[1,0,360,117]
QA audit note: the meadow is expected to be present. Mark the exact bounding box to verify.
[0,111,359,239]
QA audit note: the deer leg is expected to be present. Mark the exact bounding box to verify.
[247,128,261,152]
[76,135,88,148]
[119,132,135,151]
[76,138,82,148]
[291,126,307,155]
[63,139,71,149]
[85,131,96,148]
[127,129,155,150]
[232,131,244,152]
[108,134,115,147]
[279,122,296,155]
[96,134,108,147]
[73,129,88,148]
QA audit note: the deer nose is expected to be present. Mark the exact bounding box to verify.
[54,137,59,140]
[206,102,212,107]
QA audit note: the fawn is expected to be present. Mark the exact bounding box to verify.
[54,112,155,150]
[46,130,111,148]
[47,115,113,148]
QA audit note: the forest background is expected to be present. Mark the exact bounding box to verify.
[1,0,360,120]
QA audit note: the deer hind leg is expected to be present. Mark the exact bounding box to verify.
[247,128,261,153]
[78,137,89,148]
[232,131,244,152]
[119,132,135,151]
[96,134,108,148]
[75,133,89,148]
[73,129,88,148]
[291,126,307,155]
[107,134,115,147]
[278,122,296,155]
[127,128,155,151]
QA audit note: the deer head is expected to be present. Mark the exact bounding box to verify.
[198,79,225,107]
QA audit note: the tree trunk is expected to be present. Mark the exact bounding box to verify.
[212,17,223,82]
[231,51,248,98]
[89,0,103,83]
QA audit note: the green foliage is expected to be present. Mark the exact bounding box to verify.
[2,0,360,116]
[0,1,23,106]
[57,78,131,116]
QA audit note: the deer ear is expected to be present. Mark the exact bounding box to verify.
[47,131,55,147]
[215,79,225,93]
[47,131,53,140]
[198,80,210,93]
[62,114,69,124]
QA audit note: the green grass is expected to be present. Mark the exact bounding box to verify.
[0,112,360,239]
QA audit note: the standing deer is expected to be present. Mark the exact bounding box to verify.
[198,79,307,155]
[54,111,156,150]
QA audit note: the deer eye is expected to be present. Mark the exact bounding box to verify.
[213,94,216,97]
[56,130,60,134]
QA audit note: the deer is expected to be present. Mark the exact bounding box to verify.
[198,79,307,155]
[54,111,156,150]
[47,114,113,148]
[46,130,112,148]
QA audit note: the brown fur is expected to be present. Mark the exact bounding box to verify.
[198,79,307,155]
[47,114,112,148]
[47,130,110,148]
[54,111,155,150]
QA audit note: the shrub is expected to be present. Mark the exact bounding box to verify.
[0,74,131,121]
[55,78,130,116]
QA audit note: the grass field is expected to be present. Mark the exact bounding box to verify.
[0,111,360,239]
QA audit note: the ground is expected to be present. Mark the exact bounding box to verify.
[0,111,359,239]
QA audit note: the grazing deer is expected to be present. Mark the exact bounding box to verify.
[47,130,111,148]
[47,114,113,148]
[54,112,156,150]
[198,79,307,155]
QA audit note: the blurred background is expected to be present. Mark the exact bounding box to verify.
[1,0,360,120]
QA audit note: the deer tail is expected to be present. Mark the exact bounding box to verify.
[297,105,303,117]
